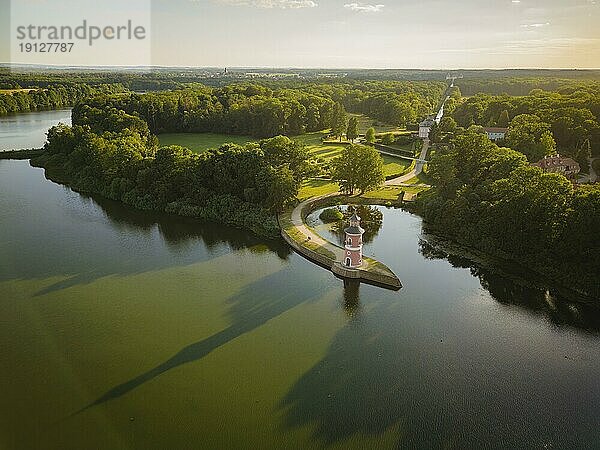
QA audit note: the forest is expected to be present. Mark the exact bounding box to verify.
[451,87,600,167]
[0,83,127,115]
[68,81,444,137]
[28,79,442,238]
[31,118,310,238]
[418,129,600,298]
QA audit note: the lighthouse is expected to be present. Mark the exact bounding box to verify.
[343,209,365,268]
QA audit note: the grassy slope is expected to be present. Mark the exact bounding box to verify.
[294,131,412,178]
[0,89,36,94]
[349,113,405,134]
[160,129,412,178]
[297,179,429,203]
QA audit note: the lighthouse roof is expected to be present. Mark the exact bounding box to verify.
[349,212,361,222]
[345,225,365,235]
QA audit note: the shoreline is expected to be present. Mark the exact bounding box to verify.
[5,151,597,301]
[413,213,600,302]
[0,148,44,159]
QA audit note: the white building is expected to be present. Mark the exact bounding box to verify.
[484,127,508,141]
[419,117,435,139]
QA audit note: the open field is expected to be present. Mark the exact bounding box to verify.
[161,129,412,179]
[294,131,412,178]
[349,113,407,134]
[0,89,36,94]
[298,179,429,202]
[158,133,255,153]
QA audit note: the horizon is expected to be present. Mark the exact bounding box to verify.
[1,0,599,69]
[2,63,600,71]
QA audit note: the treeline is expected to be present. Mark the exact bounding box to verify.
[71,81,444,138]
[417,130,600,298]
[452,88,600,158]
[72,87,337,138]
[300,81,445,126]
[0,84,127,116]
[456,78,600,96]
[0,70,182,92]
[31,107,314,238]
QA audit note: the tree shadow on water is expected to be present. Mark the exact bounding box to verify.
[29,194,291,296]
[419,237,600,333]
[73,263,333,416]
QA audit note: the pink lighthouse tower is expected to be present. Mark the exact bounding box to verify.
[343,209,365,268]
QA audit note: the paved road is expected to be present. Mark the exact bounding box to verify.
[290,194,344,260]
[386,139,430,185]
[376,147,427,163]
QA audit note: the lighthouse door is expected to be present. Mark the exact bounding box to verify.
[345,257,351,267]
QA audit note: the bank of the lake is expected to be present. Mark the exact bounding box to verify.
[0,148,44,159]
[2,159,600,450]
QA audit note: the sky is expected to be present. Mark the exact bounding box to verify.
[1,0,599,68]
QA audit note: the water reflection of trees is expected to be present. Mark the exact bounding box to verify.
[419,237,600,333]
[330,205,383,245]
[342,280,361,319]
[20,191,291,295]
[90,194,292,259]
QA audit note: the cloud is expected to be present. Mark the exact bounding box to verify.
[216,0,318,8]
[343,2,385,12]
[521,22,550,28]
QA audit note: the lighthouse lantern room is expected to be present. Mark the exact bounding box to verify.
[343,209,365,268]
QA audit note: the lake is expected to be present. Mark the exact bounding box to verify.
[1,152,599,447]
[0,109,71,151]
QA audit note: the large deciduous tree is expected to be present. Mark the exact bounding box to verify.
[332,144,385,194]
[346,116,359,143]
[507,114,555,162]
[331,102,347,141]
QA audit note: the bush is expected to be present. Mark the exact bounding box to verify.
[320,207,343,223]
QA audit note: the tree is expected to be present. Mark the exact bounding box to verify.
[573,139,592,174]
[429,122,441,143]
[258,135,312,182]
[439,116,457,134]
[331,144,385,194]
[365,127,376,144]
[498,110,510,128]
[346,116,359,143]
[381,133,395,145]
[539,131,557,156]
[331,102,347,141]
[306,104,321,131]
[507,114,554,162]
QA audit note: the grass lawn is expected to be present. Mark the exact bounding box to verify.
[296,131,411,178]
[0,89,36,94]
[382,156,411,177]
[297,180,430,203]
[403,170,432,185]
[158,124,412,179]
[158,133,255,153]
[298,180,340,201]
[350,113,405,134]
